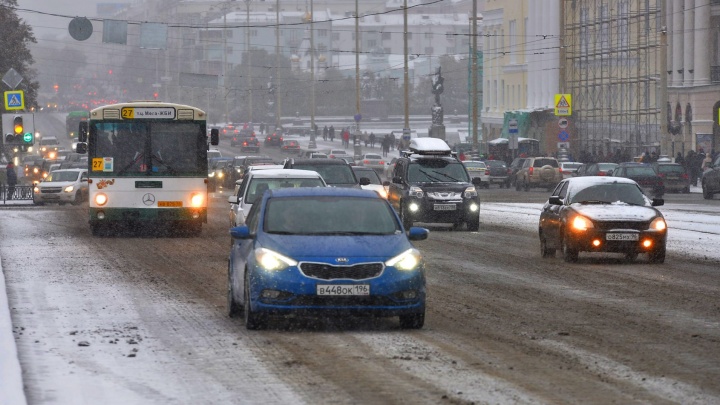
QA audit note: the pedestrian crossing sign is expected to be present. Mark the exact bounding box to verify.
[4,90,24,111]
[554,94,572,116]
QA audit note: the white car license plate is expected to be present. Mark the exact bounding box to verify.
[434,204,456,211]
[606,233,639,241]
[317,285,370,296]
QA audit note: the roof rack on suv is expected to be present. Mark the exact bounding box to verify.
[401,138,453,157]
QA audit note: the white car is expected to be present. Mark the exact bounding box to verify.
[359,153,386,172]
[462,160,490,188]
[33,168,88,205]
[228,168,327,227]
[326,149,350,159]
[559,161,583,179]
[352,166,388,198]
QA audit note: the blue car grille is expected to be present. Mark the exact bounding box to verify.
[593,221,648,231]
[299,262,384,280]
[291,296,399,307]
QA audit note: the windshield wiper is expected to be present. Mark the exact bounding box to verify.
[117,152,144,176]
[576,200,610,205]
[430,170,461,182]
[152,154,177,174]
[417,169,443,182]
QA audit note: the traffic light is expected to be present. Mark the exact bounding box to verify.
[13,116,23,136]
[23,131,34,145]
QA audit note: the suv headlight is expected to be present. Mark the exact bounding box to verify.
[463,186,477,198]
[650,217,667,231]
[409,186,424,198]
[63,185,75,193]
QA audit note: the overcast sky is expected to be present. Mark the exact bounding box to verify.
[17,0,105,40]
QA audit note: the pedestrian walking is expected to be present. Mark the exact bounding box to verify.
[389,132,396,151]
[369,132,375,148]
[381,135,390,157]
[329,125,335,142]
[6,162,17,200]
[323,125,328,141]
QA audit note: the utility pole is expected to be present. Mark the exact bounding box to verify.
[471,0,478,150]
[660,3,669,156]
[310,0,316,138]
[403,0,410,144]
[355,0,361,135]
[275,0,281,131]
[222,6,228,124]
[246,0,253,124]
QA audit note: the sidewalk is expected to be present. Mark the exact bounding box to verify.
[0,259,28,405]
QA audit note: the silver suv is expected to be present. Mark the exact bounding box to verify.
[515,157,562,191]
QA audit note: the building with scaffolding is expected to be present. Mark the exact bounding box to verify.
[562,0,664,159]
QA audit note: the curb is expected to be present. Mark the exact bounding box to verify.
[0,259,27,405]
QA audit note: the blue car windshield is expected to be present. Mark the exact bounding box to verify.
[264,196,399,235]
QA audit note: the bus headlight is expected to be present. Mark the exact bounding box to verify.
[95,193,108,206]
[190,193,204,207]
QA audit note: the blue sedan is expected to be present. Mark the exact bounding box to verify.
[228,187,429,329]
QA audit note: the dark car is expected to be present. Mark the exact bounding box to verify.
[230,128,256,148]
[280,139,301,154]
[264,131,284,147]
[611,162,664,198]
[387,138,482,231]
[227,187,428,329]
[223,155,276,188]
[508,157,528,187]
[208,157,233,192]
[701,154,720,199]
[283,158,367,188]
[576,162,618,177]
[238,136,260,153]
[651,162,690,193]
[538,176,667,263]
[483,159,511,188]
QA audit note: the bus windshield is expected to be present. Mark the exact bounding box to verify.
[90,121,206,176]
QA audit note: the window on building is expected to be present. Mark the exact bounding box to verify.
[509,20,517,64]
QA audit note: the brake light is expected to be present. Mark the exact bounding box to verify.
[528,167,534,175]
[379,160,385,165]
[597,172,607,176]
[329,155,335,158]
[658,173,666,178]
[485,170,490,175]
[364,160,370,164]
[242,142,248,146]
[681,173,689,180]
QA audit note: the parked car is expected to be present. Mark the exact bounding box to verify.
[352,166,388,198]
[462,160,490,188]
[483,159,511,188]
[515,157,563,191]
[387,138,482,231]
[611,162,665,198]
[283,158,367,188]
[538,176,667,263]
[701,154,720,199]
[359,153,386,173]
[559,162,583,179]
[227,187,429,329]
[651,162,690,193]
[228,168,326,227]
[33,168,89,206]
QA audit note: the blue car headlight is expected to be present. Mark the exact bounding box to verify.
[255,248,298,272]
[385,248,422,271]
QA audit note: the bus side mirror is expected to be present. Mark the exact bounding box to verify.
[78,121,88,143]
[210,128,219,146]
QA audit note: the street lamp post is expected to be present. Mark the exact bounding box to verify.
[310,0,316,138]
[275,0,281,131]
[355,0,361,135]
[403,0,410,145]
[245,0,253,124]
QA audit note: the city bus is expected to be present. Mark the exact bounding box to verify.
[487,137,541,162]
[76,102,219,236]
[65,110,89,139]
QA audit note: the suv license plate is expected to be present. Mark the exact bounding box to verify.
[317,285,370,296]
[606,233,639,241]
[434,204,456,211]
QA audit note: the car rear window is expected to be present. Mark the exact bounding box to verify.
[626,167,657,176]
[533,159,559,168]
[657,165,685,174]
[293,164,357,185]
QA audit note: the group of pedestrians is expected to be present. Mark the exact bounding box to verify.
[682,148,715,186]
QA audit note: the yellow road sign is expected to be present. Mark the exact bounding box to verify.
[554,94,572,116]
[4,90,24,110]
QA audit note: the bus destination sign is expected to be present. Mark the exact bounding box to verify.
[121,107,176,119]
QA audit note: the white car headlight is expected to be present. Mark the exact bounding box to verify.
[385,248,422,271]
[63,185,75,193]
[255,248,298,272]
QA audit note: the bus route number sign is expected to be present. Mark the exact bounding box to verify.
[121,107,176,120]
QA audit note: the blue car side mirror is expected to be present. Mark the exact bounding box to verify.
[230,225,252,239]
[407,227,429,241]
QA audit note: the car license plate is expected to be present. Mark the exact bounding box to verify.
[434,204,456,211]
[158,201,183,207]
[317,285,370,296]
[606,233,639,241]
